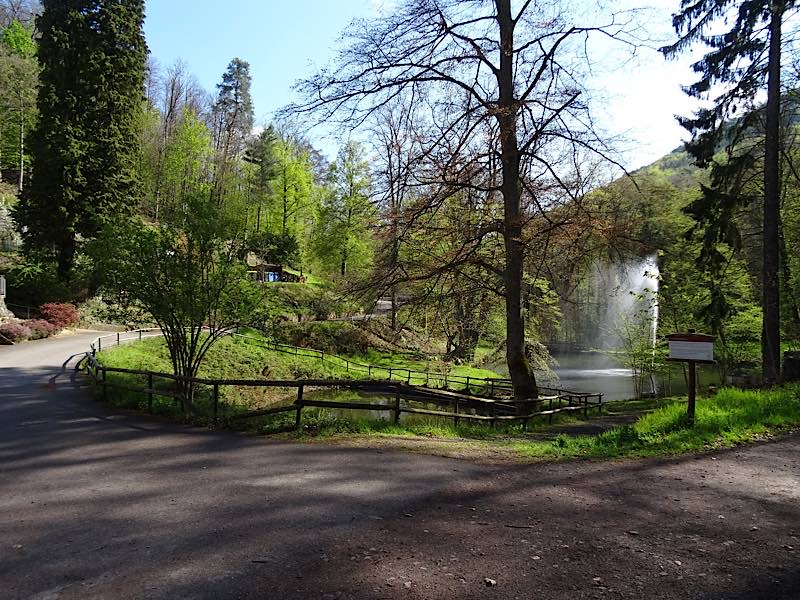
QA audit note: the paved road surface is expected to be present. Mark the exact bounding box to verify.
[1,333,798,599]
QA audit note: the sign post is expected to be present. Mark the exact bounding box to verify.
[668,331,715,425]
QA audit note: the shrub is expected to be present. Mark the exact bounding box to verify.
[0,322,32,342]
[39,303,80,328]
[26,319,59,339]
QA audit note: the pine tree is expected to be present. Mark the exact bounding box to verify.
[211,57,253,203]
[661,0,797,384]
[15,0,147,278]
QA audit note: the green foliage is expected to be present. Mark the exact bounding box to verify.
[15,0,148,278]
[248,230,299,265]
[1,20,35,57]
[90,192,261,409]
[311,141,374,278]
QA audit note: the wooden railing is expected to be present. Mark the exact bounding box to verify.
[82,329,603,429]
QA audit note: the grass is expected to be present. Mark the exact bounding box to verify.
[96,335,800,463]
[248,386,800,463]
[96,333,504,420]
[511,385,800,460]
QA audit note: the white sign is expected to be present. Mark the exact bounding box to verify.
[668,333,714,362]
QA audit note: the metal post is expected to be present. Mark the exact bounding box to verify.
[139,330,143,341]
[147,372,153,412]
[295,385,304,429]
[117,332,120,346]
[98,338,102,352]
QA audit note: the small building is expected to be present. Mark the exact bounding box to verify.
[246,254,304,283]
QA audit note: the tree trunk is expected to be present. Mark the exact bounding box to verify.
[18,93,24,193]
[56,235,76,280]
[496,0,538,406]
[763,4,783,384]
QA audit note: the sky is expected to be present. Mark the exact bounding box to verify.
[143,0,701,171]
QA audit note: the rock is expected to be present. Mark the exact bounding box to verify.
[484,578,497,587]
[627,531,640,536]
[404,581,412,589]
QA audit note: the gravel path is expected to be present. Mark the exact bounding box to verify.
[1,334,798,599]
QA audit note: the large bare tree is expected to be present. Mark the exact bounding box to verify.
[287,0,636,401]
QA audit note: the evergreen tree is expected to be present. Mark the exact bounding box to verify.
[661,0,798,384]
[15,0,147,278]
[211,57,253,203]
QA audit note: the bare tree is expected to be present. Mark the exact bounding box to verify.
[286,0,636,402]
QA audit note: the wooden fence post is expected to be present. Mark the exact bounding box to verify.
[139,330,142,342]
[454,398,460,428]
[388,368,393,381]
[489,380,494,397]
[213,382,220,423]
[295,385,304,429]
[465,376,470,392]
[147,372,153,412]
[98,338,102,352]
[101,368,107,402]
[393,384,401,424]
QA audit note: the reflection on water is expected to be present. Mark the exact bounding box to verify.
[543,353,636,401]
[543,352,717,401]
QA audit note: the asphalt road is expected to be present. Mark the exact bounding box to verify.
[1,333,799,599]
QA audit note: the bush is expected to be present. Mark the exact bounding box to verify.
[78,296,153,329]
[273,321,373,355]
[39,303,80,328]
[26,318,59,339]
[0,322,32,342]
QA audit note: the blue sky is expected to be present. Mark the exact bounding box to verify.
[143,1,697,170]
[144,1,379,125]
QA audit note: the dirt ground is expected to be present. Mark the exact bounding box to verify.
[265,434,800,600]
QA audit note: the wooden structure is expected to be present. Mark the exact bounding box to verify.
[246,254,304,283]
[80,330,604,430]
[668,331,715,424]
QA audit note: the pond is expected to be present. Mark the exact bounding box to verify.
[544,352,720,401]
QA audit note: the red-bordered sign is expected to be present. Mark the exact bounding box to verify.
[668,333,715,363]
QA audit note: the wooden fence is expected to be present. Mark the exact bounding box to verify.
[82,329,603,430]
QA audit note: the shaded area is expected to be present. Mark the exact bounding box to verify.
[0,335,798,599]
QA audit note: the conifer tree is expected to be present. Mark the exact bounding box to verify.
[15,0,147,278]
[662,0,798,384]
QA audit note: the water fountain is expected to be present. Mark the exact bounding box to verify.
[546,254,660,400]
